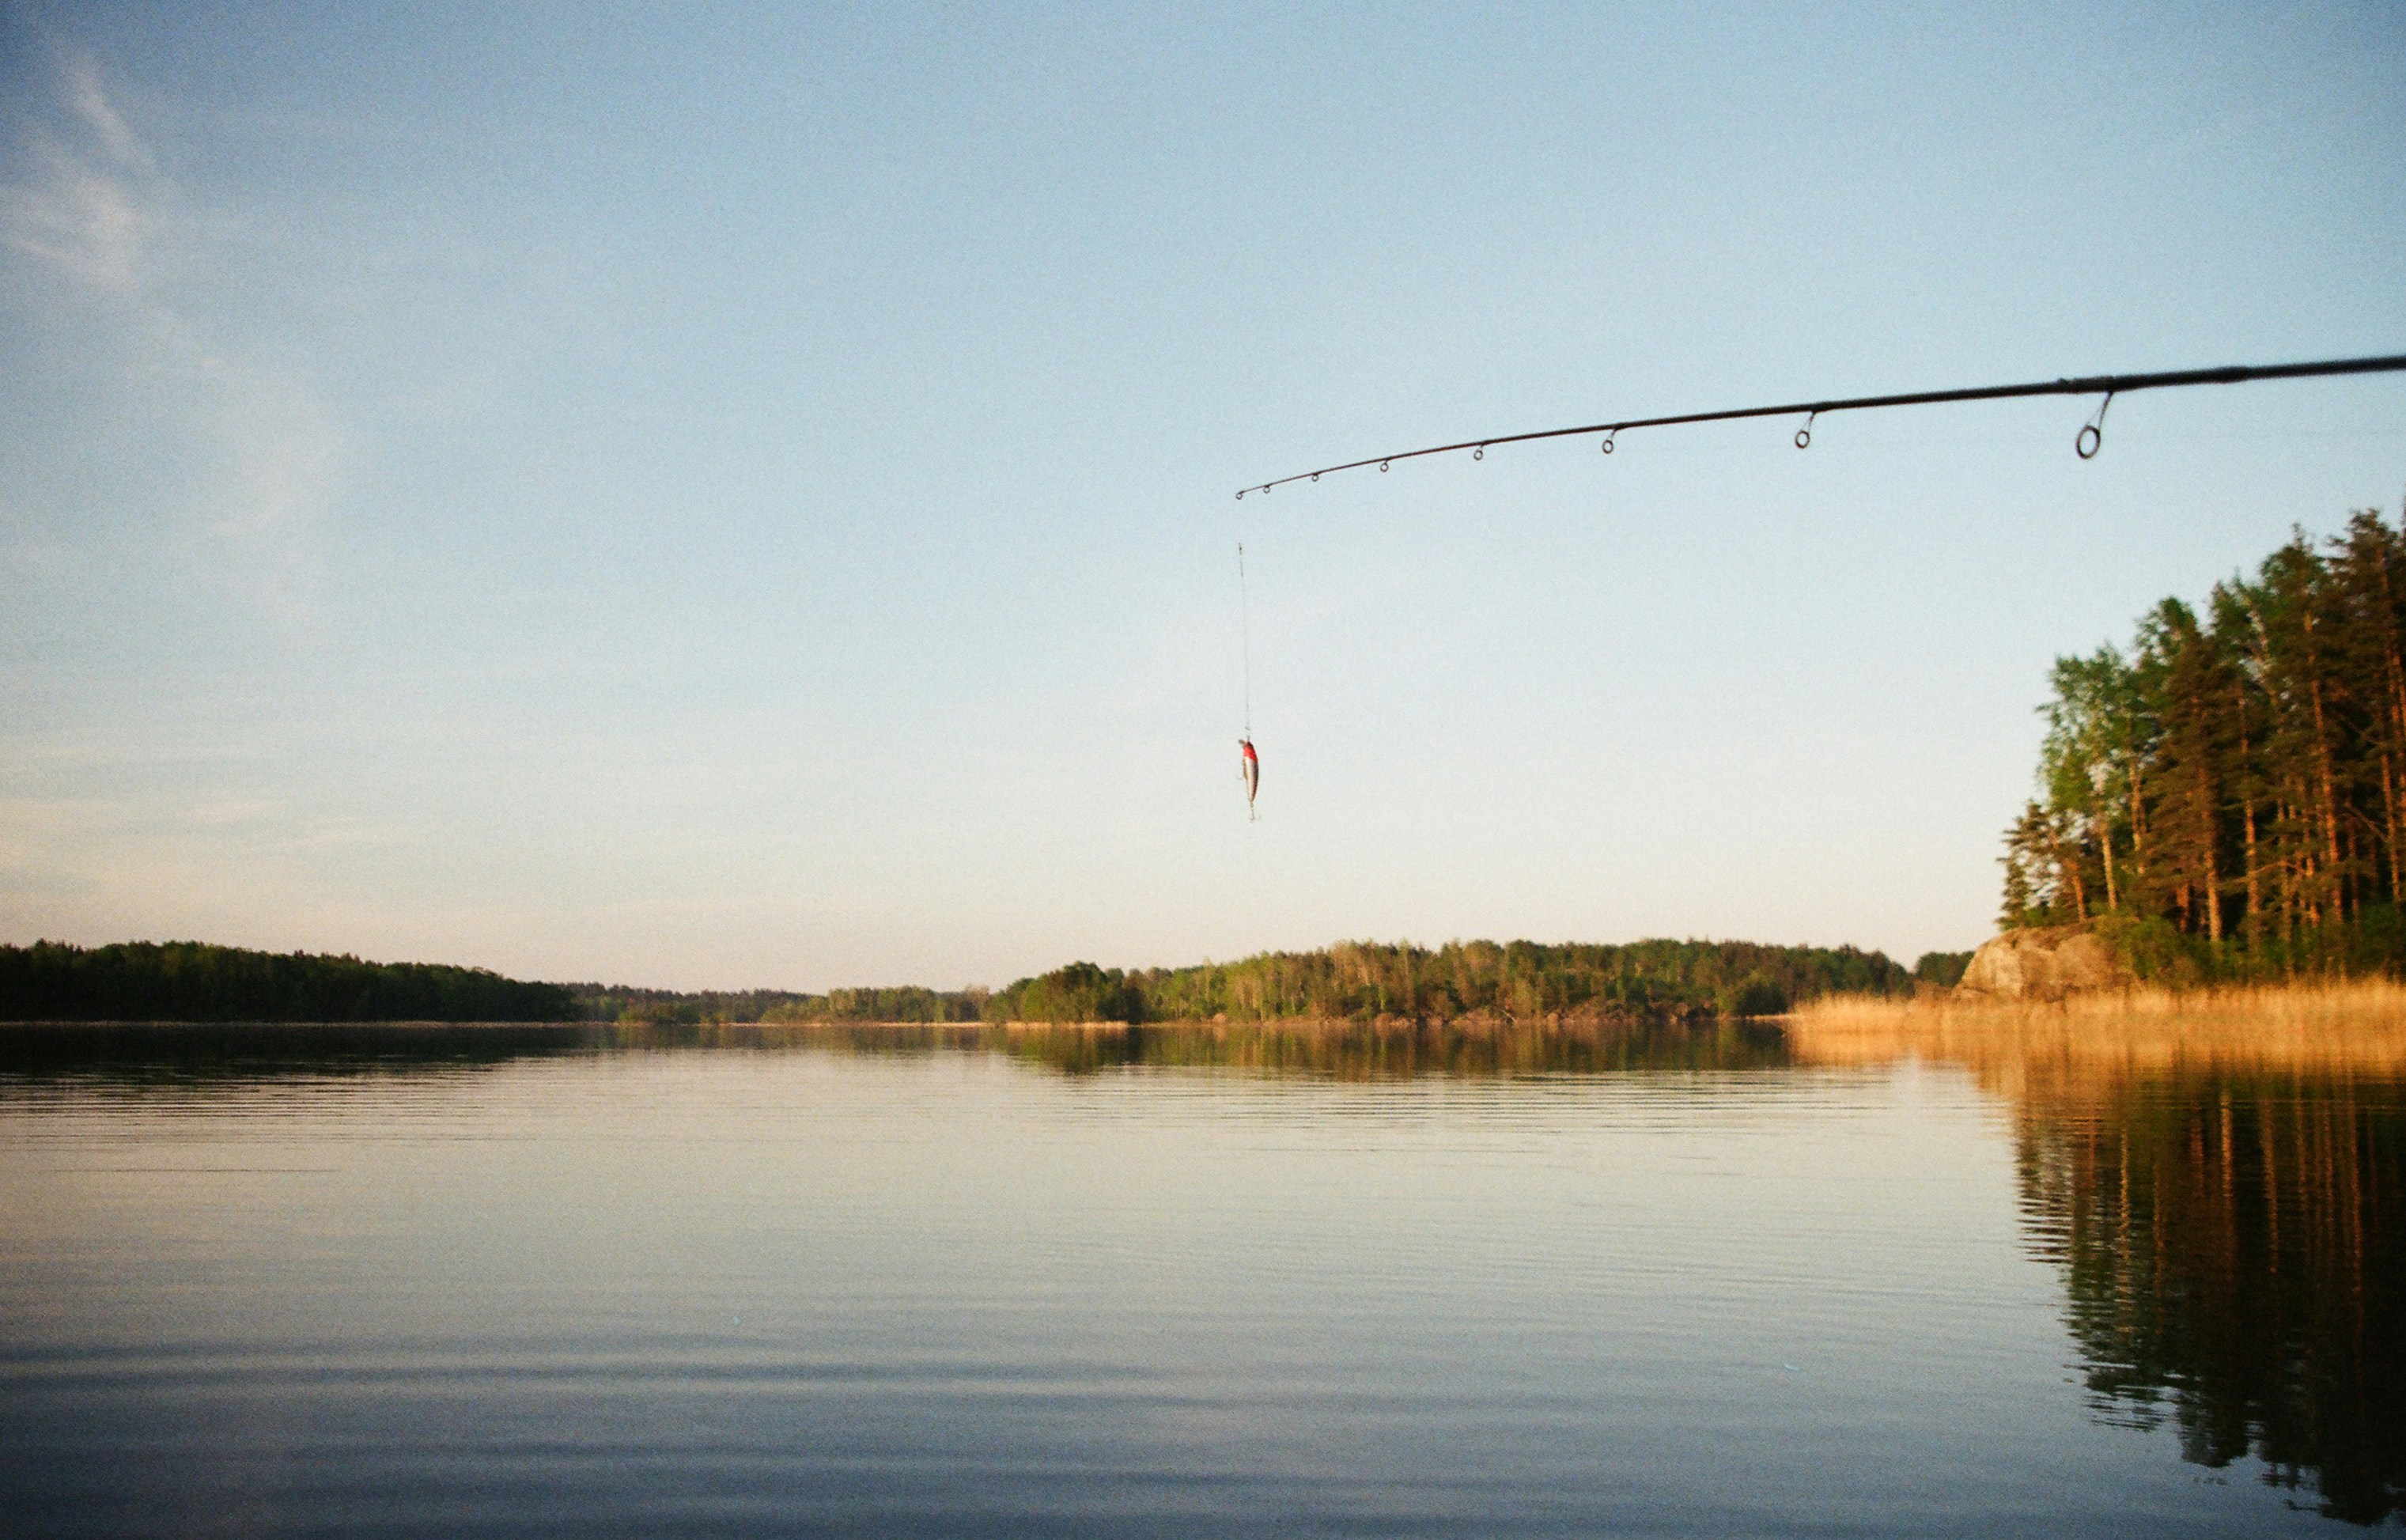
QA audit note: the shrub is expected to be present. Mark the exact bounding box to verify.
[1724,972,1791,1018]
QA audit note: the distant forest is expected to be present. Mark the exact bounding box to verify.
[2004,506,2406,980]
[2,937,1942,1025]
[0,940,576,1023]
[980,939,1917,1024]
[575,982,987,1026]
[503,939,1926,1026]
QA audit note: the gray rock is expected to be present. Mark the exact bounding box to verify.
[1957,925,2122,1001]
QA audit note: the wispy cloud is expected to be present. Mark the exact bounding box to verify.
[2,140,147,291]
[59,51,151,172]
[2,50,156,290]
[2,43,349,588]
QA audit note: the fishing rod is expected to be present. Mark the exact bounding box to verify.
[1234,352,2406,499]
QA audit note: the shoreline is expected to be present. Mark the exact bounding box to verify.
[1790,981,2406,1074]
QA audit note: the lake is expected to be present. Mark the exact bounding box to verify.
[1,1020,2397,1535]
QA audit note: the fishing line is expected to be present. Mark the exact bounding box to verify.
[1232,352,2406,498]
[1235,538,1262,821]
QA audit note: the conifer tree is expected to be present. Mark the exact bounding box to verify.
[2007,506,2406,978]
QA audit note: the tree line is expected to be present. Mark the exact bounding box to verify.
[0,945,1000,1026]
[981,938,1916,1024]
[2003,506,2406,979]
[3,937,1932,1027]
[0,940,577,1023]
[572,983,987,1026]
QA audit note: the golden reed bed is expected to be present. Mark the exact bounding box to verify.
[1789,982,2406,1079]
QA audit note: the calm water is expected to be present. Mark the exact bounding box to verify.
[1,1022,2397,1535]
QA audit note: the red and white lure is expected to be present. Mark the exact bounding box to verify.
[1240,736,1260,820]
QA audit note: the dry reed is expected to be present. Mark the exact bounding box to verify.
[1790,982,2406,1077]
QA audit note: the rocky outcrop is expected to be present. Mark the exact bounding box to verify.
[1957,925,2123,1001]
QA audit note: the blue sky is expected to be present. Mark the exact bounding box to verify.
[4,2,2404,989]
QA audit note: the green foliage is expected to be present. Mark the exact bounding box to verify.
[983,963,1142,1024]
[569,983,987,1025]
[2010,508,2406,979]
[1911,951,1973,988]
[2091,914,2206,989]
[1722,971,1791,1017]
[0,940,577,1023]
[5,934,1898,1028]
[982,938,1905,1024]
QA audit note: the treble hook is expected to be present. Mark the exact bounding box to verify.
[2076,392,2114,460]
[1795,411,1817,450]
[1473,443,1485,460]
[1599,429,1617,455]
[1379,460,1390,472]
[1235,490,1245,501]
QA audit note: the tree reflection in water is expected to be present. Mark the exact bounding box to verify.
[2015,1071,2404,1523]
[984,1016,1794,1079]
[1790,1001,2406,1527]
[0,1022,598,1088]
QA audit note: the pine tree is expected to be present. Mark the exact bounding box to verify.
[2005,505,2406,980]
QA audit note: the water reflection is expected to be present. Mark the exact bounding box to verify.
[4,1015,2400,1523]
[1791,1013,2406,1525]
[2017,1072,2404,1523]
[985,1017,1794,1078]
[0,1022,596,1086]
[0,1018,1795,1088]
